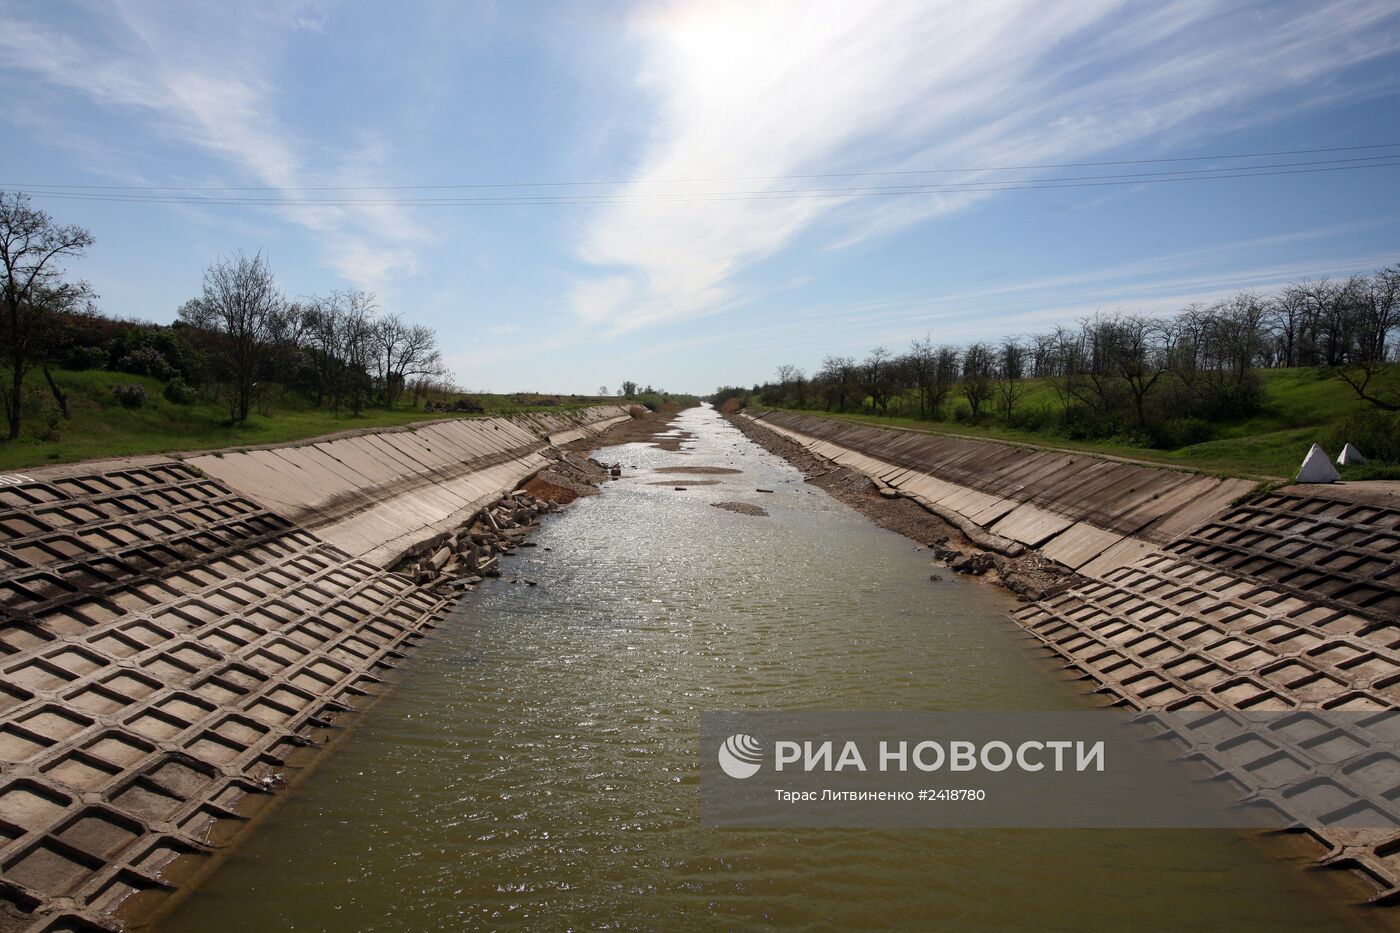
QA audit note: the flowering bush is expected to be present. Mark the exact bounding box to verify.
[111,383,148,408]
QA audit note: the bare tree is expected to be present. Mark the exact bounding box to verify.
[1354,265,1400,364]
[819,355,857,411]
[1061,314,1123,421]
[302,290,378,415]
[994,336,1027,421]
[1105,312,1171,429]
[862,347,895,414]
[1029,332,1058,378]
[340,297,378,416]
[1333,265,1400,412]
[770,365,806,407]
[906,337,935,417]
[373,312,442,408]
[0,192,95,440]
[179,252,289,423]
[933,345,960,419]
[958,342,995,420]
[774,364,800,406]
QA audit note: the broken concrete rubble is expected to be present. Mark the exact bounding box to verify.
[401,490,558,596]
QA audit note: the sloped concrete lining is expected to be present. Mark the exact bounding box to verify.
[0,406,629,932]
[740,410,1256,574]
[1014,483,1400,899]
[189,406,629,567]
[739,409,1400,899]
[0,458,452,932]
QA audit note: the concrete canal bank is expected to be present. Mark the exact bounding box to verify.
[736,408,1400,902]
[0,398,1397,929]
[154,404,1362,932]
[0,406,627,932]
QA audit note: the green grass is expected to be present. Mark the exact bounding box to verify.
[0,369,624,471]
[762,366,1400,480]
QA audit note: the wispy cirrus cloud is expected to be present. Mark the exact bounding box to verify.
[0,0,425,293]
[572,0,1400,334]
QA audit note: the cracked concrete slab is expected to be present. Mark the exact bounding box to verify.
[745,410,1253,574]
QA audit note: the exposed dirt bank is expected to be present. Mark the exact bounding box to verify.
[565,402,698,452]
[728,412,1078,601]
[521,449,613,504]
[712,501,769,517]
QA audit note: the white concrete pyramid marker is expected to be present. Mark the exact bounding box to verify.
[1297,443,1341,483]
[1337,443,1366,466]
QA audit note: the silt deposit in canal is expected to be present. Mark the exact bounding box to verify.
[158,406,1367,931]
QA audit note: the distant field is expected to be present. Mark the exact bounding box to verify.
[763,367,1400,479]
[0,368,629,471]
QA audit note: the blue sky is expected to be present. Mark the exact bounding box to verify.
[2,0,1399,395]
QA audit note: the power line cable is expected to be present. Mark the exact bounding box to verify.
[5,143,1400,193]
[13,153,1393,202]
[12,158,1400,208]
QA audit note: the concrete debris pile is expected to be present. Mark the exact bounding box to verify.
[406,447,621,595]
[406,491,556,594]
[929,545,1076,600]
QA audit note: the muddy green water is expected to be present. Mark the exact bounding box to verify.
[158,405,1370,931]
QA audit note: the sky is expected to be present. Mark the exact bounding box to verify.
[2,0,1399,395]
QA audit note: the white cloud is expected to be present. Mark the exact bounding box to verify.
[0,0,426,294]
[572,0,1400,333]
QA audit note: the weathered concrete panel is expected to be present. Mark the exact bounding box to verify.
[192,407,627,567]
[990,504,1076,548]
[746,410,1254,574]
[0,406,630,929]
[1012,485,1400,899]
[1040,521,1124,570]
[0,461,455,931]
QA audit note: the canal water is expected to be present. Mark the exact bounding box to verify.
[158,405,1367,931]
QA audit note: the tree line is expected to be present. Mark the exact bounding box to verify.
[0,191,448,440]
[177,254,445,422]
[714,264,1400,449]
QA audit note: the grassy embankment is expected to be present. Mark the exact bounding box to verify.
[0,368,643,471]
[762,367,1400,480]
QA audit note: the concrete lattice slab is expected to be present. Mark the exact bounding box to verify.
[0,406,628,931]
[1012,485,1400,900]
